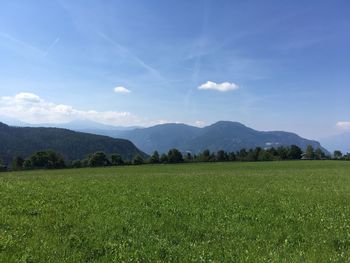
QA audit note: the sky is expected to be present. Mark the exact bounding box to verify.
[0,0,349,139]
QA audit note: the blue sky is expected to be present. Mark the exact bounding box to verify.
[0,0,349,139]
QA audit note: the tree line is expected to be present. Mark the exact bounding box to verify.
[1,144,348,172]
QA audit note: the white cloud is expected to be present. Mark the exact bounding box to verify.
[0,92,139,126]
[194,120,206,127]
[114,86,131,93]
[336,121,350,130]
[198,81,239,92]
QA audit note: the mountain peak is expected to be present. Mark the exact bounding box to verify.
[210,121,248,128]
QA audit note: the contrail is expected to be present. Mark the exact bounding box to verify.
[98,32,164,81]
[44,37,60,56]
[0,31,45,55]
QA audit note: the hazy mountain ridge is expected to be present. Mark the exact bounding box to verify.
[0,122,146,165]
[115,121,325,154]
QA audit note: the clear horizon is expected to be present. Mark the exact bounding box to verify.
[0,0,349,140]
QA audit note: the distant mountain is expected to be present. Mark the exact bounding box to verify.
[0,118,140,140]
[116,123,201,154]
[0,118,140,131]
[0,122,146,165]
[0,116,30,127]
[115,121,325,154]
[320,133,350,154]
[36,120,140,136]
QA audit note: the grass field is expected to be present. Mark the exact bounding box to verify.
[1,161,350,262]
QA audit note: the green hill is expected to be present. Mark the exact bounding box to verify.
[0,122,146,165]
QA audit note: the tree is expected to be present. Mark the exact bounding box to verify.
[201,149,211,162]
[314,148,325,160]
[111,154,124,166]
[0,158,7,172]
[245,149,257,162]
[88,152,110,167]
[133,154,144,165]
[149,151,160,164]
[216,150,226,162]
[333,150,343,159]
[167,149,184,163]
[24,150,66,169]
[305,145,315,160]
[344,153,350,160]
[276,146,288,160]
[228,152,236,161]
[12,156,24,171]
[266,147,279,160]
[237,149,247,161]
[160,153,168,163]
[23,159,33,170]
[288,145,303,160]
[258,150,273,161]
[71,160,82,168]
[184,152,193,162]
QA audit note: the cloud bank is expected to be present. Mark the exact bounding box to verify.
[198,81,239,92]
[336,121,350,130]
[114,86,131,93]
[0,92,138,126]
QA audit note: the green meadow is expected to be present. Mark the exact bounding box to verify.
[1,161,350,262]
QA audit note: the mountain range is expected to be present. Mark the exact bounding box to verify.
[112,121,325,154]
[0,119,328,163]
[0,122,146,165]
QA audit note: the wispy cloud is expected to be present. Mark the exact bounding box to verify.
[114,86,131,94]
[198,81,239,92]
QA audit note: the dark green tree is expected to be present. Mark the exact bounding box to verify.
[133,154,144,165]
[12,156,24,171]
[160,153,168,163]
[237,149,248,161]
[333,150,342,159]
[184,152,193,162]
[228,152,236,161]
[216,150,226,162]
[88,152,110,167]
[258,150,273,161]
[314,148,325,160]
[149,151,160,164]
[276,146,288,160]
[23,159,32,170]
[25,150,65,169]
[245,149,257,162]
[305,145,315,160]
[111,154,124,166]
[0,158,7,172]
[201,149,211,162]
[71,160,82,168]
[167,149,184,163]
[288,145,303,160]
